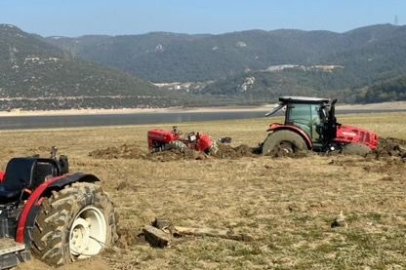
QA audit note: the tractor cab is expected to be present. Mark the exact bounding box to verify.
[266,96,335,148]
[0,155,69,202]
[263,96,378,155]
[282,96,330,142]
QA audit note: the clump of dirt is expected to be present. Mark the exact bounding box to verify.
[89,144,147,159]
[146,143,262,162]
[146,148,209,162]
[214,144,257,158]
[116,226,145,249]
[115,181,140,191]
[147,142,309,161]
[268,146,311,158]
[369,137,406,159]
[89,142,313,161]
[329,137,406,172]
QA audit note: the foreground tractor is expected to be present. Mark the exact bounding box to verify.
[148,126,218,154]
[262,96,379,155]
[0,148,117,269]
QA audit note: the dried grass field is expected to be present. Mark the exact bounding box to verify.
[6,112,406,270]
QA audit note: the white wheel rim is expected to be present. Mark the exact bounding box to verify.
[69,206,107,259]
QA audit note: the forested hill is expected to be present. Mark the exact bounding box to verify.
[358,76,406,103]
[47,24,406,84]
[0,24,179,110]
[1,23,405,110]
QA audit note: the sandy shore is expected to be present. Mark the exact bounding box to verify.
[0,101,404,117]
[0,105,275,117]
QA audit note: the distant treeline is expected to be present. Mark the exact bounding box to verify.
[357,76,406,103]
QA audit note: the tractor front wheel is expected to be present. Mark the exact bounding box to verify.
[31,182,117,267]
[341,143,371,156]
[262,130,308,155]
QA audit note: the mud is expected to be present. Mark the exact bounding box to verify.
[214,144,257,158]
[329,137,406,174]
[89,137,406,162]
[89,143,258,161]
[371,137,406,159]
[89,144,148,159]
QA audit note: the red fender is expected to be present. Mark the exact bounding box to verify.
[196,133,213,152]
[16,173,100,243]
[267,124,313,149]
[0,171,5,183]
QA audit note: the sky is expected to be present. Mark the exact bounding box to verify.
[0,0,404,37]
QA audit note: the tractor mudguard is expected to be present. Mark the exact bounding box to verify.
[196,134,213,152]
[16,173,100,244]
[267,124,313,149]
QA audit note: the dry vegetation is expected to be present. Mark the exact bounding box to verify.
[5,112,406,270]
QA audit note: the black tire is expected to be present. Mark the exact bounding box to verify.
[341,143,371,155]
[262,130,308,155]
[31,182,117,266]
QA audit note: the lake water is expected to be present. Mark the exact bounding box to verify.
[0,109,403,130]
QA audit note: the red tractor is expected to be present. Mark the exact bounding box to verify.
[0,148,117,269]
[262,96,379,155]
[148,126,218,154]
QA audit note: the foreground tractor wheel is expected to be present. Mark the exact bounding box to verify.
[31,182,117,266]
[262,130,307,155]
[341,143,371,155]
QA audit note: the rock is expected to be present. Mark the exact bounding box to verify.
[331,211,347,228]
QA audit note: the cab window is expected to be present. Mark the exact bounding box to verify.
[287,103,321,141]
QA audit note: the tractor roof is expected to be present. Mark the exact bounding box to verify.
[279,96,330,104]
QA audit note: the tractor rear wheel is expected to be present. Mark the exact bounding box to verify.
[341,143,371,155]
[31,182,117,267]
[262,130,308,155]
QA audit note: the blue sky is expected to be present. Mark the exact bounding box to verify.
[0,0,404,37]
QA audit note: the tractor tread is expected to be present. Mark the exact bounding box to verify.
[30,182,117,267]
[262,129,308,155]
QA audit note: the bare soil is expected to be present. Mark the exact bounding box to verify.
[4,113,406,270]
[372,137,406,158]
[88,136,406,162]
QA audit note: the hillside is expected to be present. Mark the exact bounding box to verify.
[46,29,339,82]
[357,75,406,103]
[47,24,406,86]
[0,24,178,110]
[320,25,406,85]
[195,66,351,104]
[1,24,405,110]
